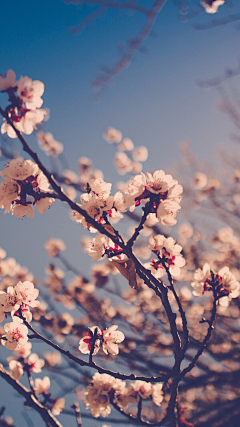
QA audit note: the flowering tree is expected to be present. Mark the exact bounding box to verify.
[0,58,239,427]
[1,2,240,427]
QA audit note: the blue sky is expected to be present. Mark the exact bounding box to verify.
[1,0,240,425]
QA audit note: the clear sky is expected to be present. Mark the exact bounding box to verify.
[0,0,240,425]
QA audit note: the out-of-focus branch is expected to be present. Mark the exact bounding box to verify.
[66,0,150,16]
[195,12,240,30]
[0,365,63,427]
[65,0,167,97]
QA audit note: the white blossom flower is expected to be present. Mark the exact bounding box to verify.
[0,159,39,181]
[152,383,164,406]
[149,235,185,277]
[35,196,55,214]
[0,180,20,213]
[103,127,122,144]
[131,380,152,399]
[45,238,66,257]
[84,373,124,418]
[14,280,39,308]
[79,326,101,355]
[28,353,45,373]
[34,376,51,395]
[86,235,108,261]
[201,0,225,14]
[132,146,148,162]
[124,173,146,210]
[17,76,44,109]
[191,263,211,296]
[43,352,62,367]
[118,137,134,151]
[157,200,181,227]
[114,152,132,175]
[146,170,176,194]
[193,172,208,189]
[13,341,32,358]
[2,321,28,350]
[11,204,35,219]
[37,131,63,157]
[144,260,165,279]
[52,398,65,415]
[8,359,24,380]
[102,325,125,355]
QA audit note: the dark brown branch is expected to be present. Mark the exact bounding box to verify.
[180,291,218,379]
[0,364,63,427]
[22,316,169,383]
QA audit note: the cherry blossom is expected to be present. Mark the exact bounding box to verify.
[16,76,44,110]
[0,159,39,181]
[28,353,45,373]
[114,152,132,175]
[103,127,122,144]
[86,235,109,261]
[149,235,185,277]
[152,383,164,406]
[157,199,181,227]
[37,131,64,157]
[146,170,177,194]
[191,264,211,296]
[79,326,101,355]
[43,352,62,367]
[201,0,225,14]
[0,158,54,217]
[132,146,148,162]
[8,359,24,380]
[124,173,146,210]
[191,264,240,304]
[0,70,46,138]
[45,238,66,257]
[52,398,65,415]
[131,380,152,399]
[84,373,124,418]
[13,341,32,358]
[102,325,125,355]
[2,321,28,350]
[118,137,134,151]
[34,376,51,395]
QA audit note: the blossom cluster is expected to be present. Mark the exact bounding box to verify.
[0,70,46,138]
[146,234,186,278]
[72,171,182,244]
[79,325,125,356]
[0,158,54,218]
[84,372,163,418]
[0,280,39,349]
[191,263,240,306]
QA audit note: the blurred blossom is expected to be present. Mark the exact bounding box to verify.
[133,146,148,162]
[103,127,122,144]
[45,238,66,257]
[193,171,208,189]
[201,0,225,14]
[118,137,134,151]
[63,169,79,184]
[114,152,132,175]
